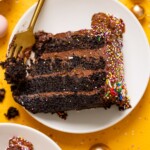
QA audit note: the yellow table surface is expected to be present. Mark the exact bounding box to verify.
[0,0,150,149]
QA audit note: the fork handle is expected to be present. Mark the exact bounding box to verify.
[28,0,45,30]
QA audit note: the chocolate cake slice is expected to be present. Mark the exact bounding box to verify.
[3,13,131,114]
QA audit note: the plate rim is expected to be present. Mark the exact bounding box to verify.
[9,0,150,134]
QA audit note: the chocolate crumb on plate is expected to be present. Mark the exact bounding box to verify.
[57,111,68,120]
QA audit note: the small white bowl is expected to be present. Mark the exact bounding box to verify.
[0,123,61,150]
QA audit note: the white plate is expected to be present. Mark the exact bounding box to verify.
[9,0,150,133]
[0,123,61,150]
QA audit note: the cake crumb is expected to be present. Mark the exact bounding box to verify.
[5,107,19,119]
[0,88,5,102]
[57,111,68,120]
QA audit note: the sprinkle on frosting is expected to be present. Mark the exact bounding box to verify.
[92,13,131,110]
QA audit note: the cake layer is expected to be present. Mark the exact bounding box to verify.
[12,71,106,95]
[14,90,110,113]
[33,31,105,57]
[40,49,106,60]
[29,56,106,76]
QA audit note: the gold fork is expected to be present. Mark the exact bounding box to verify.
[8,0,45,59]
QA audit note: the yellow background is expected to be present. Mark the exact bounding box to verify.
[0,0,150,149]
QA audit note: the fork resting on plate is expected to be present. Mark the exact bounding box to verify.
[8,0,45,61]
